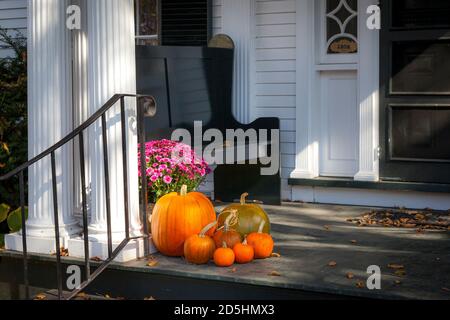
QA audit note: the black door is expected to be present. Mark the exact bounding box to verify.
[380,0,450,184]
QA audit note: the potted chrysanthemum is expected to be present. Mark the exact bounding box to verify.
[138,139,211,203]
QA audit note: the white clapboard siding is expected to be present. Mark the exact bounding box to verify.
[253,0,296,200]
[0,0,27,58]
[212,0,222,35]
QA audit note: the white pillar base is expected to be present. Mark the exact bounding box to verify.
[5,233,70,255]
[354,171,379,182]
[68,235,157,263]
[290,169,317,179]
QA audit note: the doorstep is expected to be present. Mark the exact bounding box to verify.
[288,177,450,194]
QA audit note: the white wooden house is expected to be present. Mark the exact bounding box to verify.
[1,0,449,262]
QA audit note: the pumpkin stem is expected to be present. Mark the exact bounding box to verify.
[217,209,238,231]
[240,192,249,205]
[222,241,228,248]
[180,185,188,196]
[243,237,248,245]
[200,221,217,237]
[258,220,266,233]
[223,210,238,231]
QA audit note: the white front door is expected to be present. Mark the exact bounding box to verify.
[319,71,358,177]
[315,0,359,178]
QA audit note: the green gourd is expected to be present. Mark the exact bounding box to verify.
[218,193,270,237]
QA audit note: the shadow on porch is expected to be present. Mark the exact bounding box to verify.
[1,202,449,300]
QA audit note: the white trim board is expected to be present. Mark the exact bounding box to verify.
[292,0,380,182]
[292,186,450,211]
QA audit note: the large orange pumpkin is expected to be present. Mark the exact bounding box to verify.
[151,185,217,256]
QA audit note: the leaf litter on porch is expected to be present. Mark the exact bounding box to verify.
[50,247,69,257]
[146,256,159,267]
[347,208,450,231]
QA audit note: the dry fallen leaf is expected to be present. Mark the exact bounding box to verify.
[76,292,91,300]
[441,287,450,293]
[230,267,237,273]
[395,269,406,277]
[388,264,405,270]
[324,225,330,231]
[415,214,426,220]
[346,272,354,279]
[90,256,102,262]
[146,260,158,267]
[271,253,281,258]
[144,296,156,300]
[394,280,402,285]
[34,294,47,300]
[328,261,337,267]
[268,271,281,277]
[356,281,365,288]
[350,240,357,244]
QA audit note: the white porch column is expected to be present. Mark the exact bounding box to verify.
[354,0,380,182]
[222,0,255,124]
[68,0,147,262]
[72,0,90,220]
[291,0,318,179]
[6,0,79,253]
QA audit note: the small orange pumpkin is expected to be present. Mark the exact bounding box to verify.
[151,185,217,256]
[213,242,235,267]
[247,221,274,259]
[233,238,254,264]
[213,210,242,249]
[184,221,217,265]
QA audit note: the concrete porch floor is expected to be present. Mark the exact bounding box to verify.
[1,202,449,300]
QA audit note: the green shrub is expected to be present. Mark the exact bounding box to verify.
[0,28,27,208]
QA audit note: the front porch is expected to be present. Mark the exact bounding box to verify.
[1,203,449,300]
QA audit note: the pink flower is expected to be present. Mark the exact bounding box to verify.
[163,175,172,184]
[150,175,158,182]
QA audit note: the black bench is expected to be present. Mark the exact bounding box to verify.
[136,46,281,205]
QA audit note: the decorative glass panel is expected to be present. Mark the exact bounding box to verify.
[135,0,159,45]
[390,106,450,161]
[392,0,450,29]
[326,0,358,54]
[391,40,450,94]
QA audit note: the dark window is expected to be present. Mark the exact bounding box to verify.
[135,0,211,47]
[390,106,450,161]
[161,0,211,46]
[391,41,450,94]
[392,0,450,29]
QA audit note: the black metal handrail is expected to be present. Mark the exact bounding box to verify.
[0,93,155,300]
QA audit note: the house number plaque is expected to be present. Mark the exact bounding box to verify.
[329,38,357,54]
